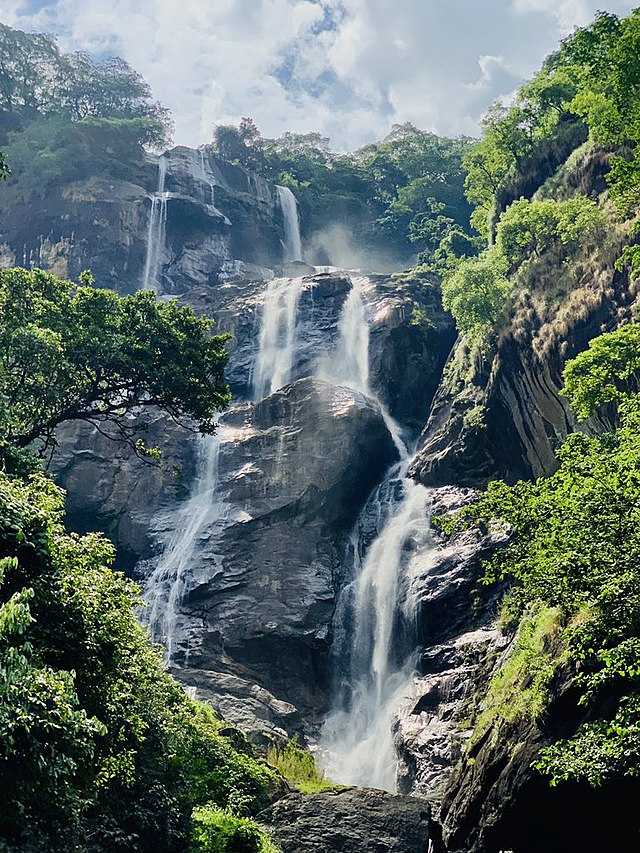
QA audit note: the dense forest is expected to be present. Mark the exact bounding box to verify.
[2,5,640,852]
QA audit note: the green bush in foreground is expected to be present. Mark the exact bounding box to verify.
[0,471,282,851]
[190,807,278,853]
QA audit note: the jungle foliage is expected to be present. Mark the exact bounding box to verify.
[0,267,231,473]
[438,8,640,341]
[439,323,640,788]
[208,119,474,264]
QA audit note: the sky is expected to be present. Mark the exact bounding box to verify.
[1,0,638,151]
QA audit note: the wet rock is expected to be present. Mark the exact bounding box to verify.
[260,788,432,853]
[391,487,509,805]
[171,379,399,720]
[0,143,285,294]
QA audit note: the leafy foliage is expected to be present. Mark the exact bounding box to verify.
[207,120,473,264]
[562,324,640,419]
[0,23,171,146]
[440,329,640,787]
[266,737,333,794]
[495,196,604,269]
[0,267,231,469]
[0,471,282,852]
[440,253,510,340]
[190,807,277,853]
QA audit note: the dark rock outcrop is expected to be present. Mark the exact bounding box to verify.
[0,143,284,293]
[438,664,640,853]
[260,788,432,853]
[52,378,399,736]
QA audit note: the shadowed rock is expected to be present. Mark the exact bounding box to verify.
[260,788,432,853]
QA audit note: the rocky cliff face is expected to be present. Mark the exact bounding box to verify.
[18,129,640,850]
[51,267,455,740]
[0,141,285,292]
[411,145,636,488]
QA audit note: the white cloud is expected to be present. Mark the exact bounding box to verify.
[2,0,637,150]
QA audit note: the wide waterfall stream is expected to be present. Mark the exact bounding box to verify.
[316,276,433,791]
[143,256,434,792]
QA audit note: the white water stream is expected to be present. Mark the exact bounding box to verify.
[276,185,302,262]
[253,276,304,399]
[199,149,217,205]
[318,274,433,791]
[143,431,229,660]
[141,156,168,292]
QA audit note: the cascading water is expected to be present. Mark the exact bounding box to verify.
[318,274,434,791]
[253,276,304,399]
[141,156,168,292]
[317,276,370,393]
[317,275,405,454]
[276,185,302,262]
[199,149,217,205]
[320,468,432,790]
[143,431,229,661]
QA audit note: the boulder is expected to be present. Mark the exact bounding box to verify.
[260,788,432,853]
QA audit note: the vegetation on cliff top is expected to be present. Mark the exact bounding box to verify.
[207,118,474,267]
[436,8,640,342]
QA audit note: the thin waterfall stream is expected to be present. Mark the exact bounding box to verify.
[143,430,229,660]
[141,155,168,292]
[276,185,302,262]
[253,276,304,399]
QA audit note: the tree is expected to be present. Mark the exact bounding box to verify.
[0,149,9,180]
[0,470,282,851]
[0,23,172,146]
[441,253,510,340]
[0,268,231,469]
[561,323,640,419]
[495,196,604,269]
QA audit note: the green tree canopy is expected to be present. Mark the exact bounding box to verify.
[0,268,231,469]
[562,323,640,419]
[440,253,510,340]
[0,23,171,146]
[495,196,604,269]
[0,471,282,851]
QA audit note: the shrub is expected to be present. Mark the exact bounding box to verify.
[266,737,333,794]
[190,807,277,853]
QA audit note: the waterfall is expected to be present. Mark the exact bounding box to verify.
[141,156,168,292]
[317,275,406,455]
[276,185,302,262]
[199,149,216,205]
[318,273,433,791]
[317,276,370,393]
[143,431,229,661]
[320,465,432,791]
[253,276,304,399]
